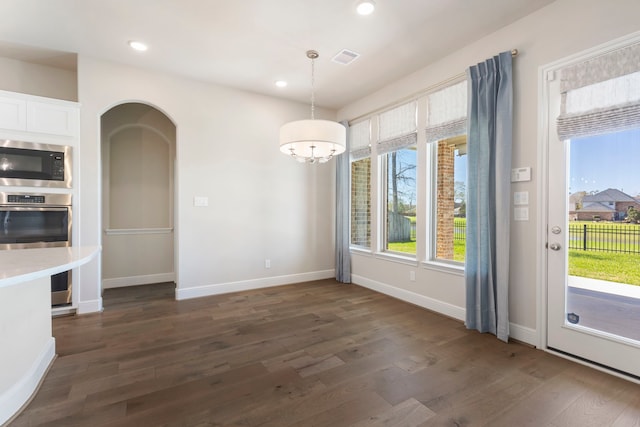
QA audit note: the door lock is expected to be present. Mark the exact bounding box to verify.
[549,243,561,251]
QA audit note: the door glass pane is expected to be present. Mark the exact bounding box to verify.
[567,127,640,342]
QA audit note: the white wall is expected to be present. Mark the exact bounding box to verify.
[76,57,336,310]
[0,56,77,101]
[338,0,640,345]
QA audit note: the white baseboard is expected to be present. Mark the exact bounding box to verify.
[102,272,176,289]
[0,338,55,426]
[508,323,537,346]
[176,270,335,300]
[77,298,103,314]
[352,275,466,321]
[352,274,538,347]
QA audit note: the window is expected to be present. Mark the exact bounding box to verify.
[430,136,466,262]
[426,80,468,264]
[346,80,469,267]
[350,120,371,248]
[383,145,417,254]
[378,102,417,255]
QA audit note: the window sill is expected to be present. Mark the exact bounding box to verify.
[350,246,373,256]
[422,260,464,276]
[374,251,419,266]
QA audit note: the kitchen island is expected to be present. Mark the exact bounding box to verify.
[0,246,100,425]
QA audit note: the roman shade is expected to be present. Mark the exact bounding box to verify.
[557,42,640,140]
[425,80,468,142]
[349,119,371,161]
[377,101,417,155]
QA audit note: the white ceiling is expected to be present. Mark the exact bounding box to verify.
[0,0,555,109]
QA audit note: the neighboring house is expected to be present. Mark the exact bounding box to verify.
[570,188,640,221]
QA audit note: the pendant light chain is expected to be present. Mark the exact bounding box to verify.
[308,50,318,120]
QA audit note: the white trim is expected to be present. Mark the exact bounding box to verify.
[352,274,465,321]
[509,323,538,347]
[104,227,173,235]
[175,270,335,300]
[77,298,103,314]
[102,272,175,289]
[545,348,640,385]
[373,251,419,266]
[0,338,55,426]
[421,260,464,276]
[537,58,552,351]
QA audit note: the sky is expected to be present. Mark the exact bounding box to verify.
[569,127,640,197]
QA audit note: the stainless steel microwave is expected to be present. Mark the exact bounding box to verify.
[0,140,72,188]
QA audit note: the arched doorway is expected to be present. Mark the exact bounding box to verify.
[100,103,176,294]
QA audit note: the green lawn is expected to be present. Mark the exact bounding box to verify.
[569,250,640,286]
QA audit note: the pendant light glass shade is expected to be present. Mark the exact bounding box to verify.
[279,119,346,163]
[279,50,346,163]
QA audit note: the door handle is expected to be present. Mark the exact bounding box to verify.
[549,243,561,251]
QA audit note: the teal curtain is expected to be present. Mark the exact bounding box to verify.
[335,121,351,283]
[465,51,513,342]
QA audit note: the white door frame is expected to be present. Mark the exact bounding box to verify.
[537,31,640,382]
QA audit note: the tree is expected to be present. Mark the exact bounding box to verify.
[388,150,416,215]
[627,206,640,223]
[454,181,466,217]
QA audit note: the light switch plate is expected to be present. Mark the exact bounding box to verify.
[514,207,529,221]
[514,191,529,205]
[194,196,209,207]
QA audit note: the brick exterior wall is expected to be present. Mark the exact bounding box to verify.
[351,158,371,247]
[436,141,455,260]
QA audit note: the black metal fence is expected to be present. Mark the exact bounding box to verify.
[568,223,640,254]
[451,221,640,255]
[454,220,466,241]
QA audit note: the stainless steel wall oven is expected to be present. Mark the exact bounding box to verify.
[1,192,72,306]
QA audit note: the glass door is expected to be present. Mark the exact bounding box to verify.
[546,77,640,378]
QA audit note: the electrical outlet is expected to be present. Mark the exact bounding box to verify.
[265,259,271,269]
[409,271,416,281]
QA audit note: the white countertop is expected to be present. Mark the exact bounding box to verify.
[0,246,100,288]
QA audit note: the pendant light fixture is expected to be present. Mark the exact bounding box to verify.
[279,50,346,164]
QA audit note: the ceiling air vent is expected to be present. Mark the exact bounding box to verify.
[331,49,360,65]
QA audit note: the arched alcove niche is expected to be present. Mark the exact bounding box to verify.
[100,102,176,291]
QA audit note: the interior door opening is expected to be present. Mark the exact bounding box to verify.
[100,102,177,298]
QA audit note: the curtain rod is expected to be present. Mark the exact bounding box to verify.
[347,49,518,125]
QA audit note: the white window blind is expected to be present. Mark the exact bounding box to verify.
[557,42,640,140]
[349,119,371,161]
[425,80,467,142]
[377,101,417,155]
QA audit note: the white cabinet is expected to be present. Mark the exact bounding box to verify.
[0,95,27,131]
[27,101,78,137]
[0,90,79,138]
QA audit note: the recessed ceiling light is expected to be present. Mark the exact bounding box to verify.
[128,40,148,52]
[275,80,288,88]
[356,0,375,15]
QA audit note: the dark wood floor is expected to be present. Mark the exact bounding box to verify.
[9,280,640,426]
